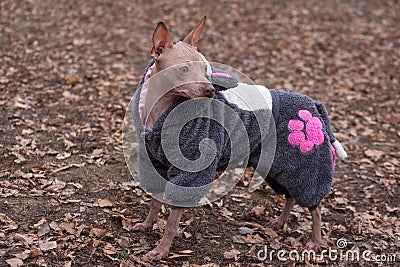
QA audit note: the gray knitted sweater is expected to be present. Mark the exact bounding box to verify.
[133,61,337,210]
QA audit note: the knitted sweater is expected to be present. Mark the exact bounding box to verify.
[132,61,337,210]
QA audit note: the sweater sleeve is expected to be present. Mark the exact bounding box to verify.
[137,138,169,194]
[161,115,226,208]
[164,161,217,207]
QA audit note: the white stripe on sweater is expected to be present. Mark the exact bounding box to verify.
[221,83,272,112]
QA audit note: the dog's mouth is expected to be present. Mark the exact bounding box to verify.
[174,83,215,99]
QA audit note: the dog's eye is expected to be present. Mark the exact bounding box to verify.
[179,66,189,73]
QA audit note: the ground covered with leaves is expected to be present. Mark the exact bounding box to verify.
[1,0,399,266]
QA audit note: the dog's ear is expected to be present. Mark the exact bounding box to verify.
[151,22,173,60]
[182,16,206,47]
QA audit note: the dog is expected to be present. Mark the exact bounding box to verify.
[131,16,347,260]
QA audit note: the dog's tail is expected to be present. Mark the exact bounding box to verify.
[316,101,347,159]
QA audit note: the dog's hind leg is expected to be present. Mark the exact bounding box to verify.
[267,197,295,228]
[144,207,184,260]
[132,196,162,231]
[306,204,322,252]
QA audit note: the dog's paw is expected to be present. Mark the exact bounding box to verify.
[132,222,153,231]
[143,246,169,261]
[267,216,286,229]
[305,241,321,252]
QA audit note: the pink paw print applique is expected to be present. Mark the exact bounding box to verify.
[288,110,325,153]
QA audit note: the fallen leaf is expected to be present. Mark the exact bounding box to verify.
[6,258,24,267]
[90,227,108,238]
[92,239,101,248]
[30,248,43,258]
[0,213,14,224]
[14,233,34,246]
[38,223,51,237]
[56,152,72,160]
[67,75,79,86]
[168,253,192,259]
[232,235,247,244]
[183,232,192,238]
[91,148,104,158]
[95,198,114,208]
[39,240,57,251]
[59,221,76,235]
[179,250,194,254]
[238,226,255,235]
[250,205,265,217]
[122,217,133,231]
[366,227,384,235]
[364,149,384,161]
[223,249,241,260]
[0,213,18,231]
[121,195,134,203]
[63,91,80,100]
[13,250,30,260]
[245,234,264,244]
[103,243,116,255]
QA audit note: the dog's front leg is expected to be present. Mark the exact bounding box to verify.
[305,204,322,252]
[144,207,184,260]
[133,196,162,231]
[267,197,295,228]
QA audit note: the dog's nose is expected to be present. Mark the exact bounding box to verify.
[204,84,215,97]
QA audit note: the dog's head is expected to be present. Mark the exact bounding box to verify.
[150,16,215,98]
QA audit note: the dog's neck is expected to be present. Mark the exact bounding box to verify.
[145,74,177,130]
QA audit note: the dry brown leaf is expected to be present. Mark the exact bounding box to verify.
[92,239,101,248]
[366,227,384,235]
[178,250,194,254]
[46,179,67,191]
[38,223,51,237]
[67,75,79,86]
[103,243,116,255]
[122,217,133,231]
[30,248,43,258]
[55,152,71,160]
[59,221,76,235]
[91,148,104,158]
[232,235,247,244]
[156,218,167,232]
[0,213,18,232]
[223,248,241,260]
[38,240,57,251]
[51,163,84,174]
[245,233,264,244]
[183,232,192,238]
[117,237,130,248]
[261,227,278,239]
[14,233,34,246]
[13,250,30,260]
[364,149,385,161]
[95,198,114,208]
[90,227,108,238]
[6,258,24,267]
[121,195,134,203]
[168,253,192,259]
[250,205,265,217]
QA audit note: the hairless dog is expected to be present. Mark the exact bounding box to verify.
[132,17,347,260]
